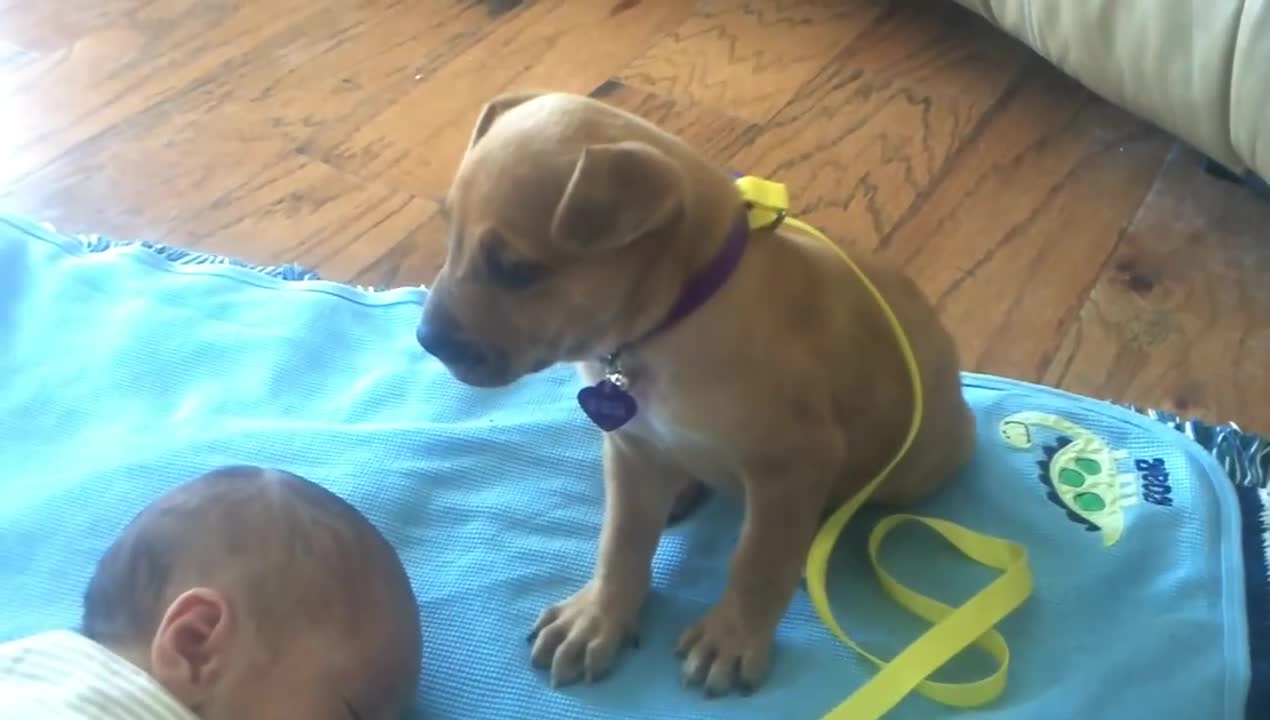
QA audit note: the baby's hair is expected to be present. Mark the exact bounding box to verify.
[80,465,420,660]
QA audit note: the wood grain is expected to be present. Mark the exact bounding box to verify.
[0,0,318,186]
[0,0,149,53]
[0,105,436,283]
[1,0,1265,422]
[172,1,507,149]
[728,0,1026,251]
[880,70,1173,383]
[313,1,695,199]
[1043,146,1270,431]
[617,0,887,124]
[590,79,761,166]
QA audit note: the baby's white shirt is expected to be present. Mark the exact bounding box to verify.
[0,629,197,719]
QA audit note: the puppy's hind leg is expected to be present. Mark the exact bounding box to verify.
[871,395,977,508]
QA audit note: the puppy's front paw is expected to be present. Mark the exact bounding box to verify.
[529,583,640,687]
[676,602,774,697]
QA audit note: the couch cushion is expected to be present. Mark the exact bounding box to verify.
[1230,1,1270,180]
[955,0,1267,181]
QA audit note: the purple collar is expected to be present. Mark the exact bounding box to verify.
[576,211,750,432]
[622,210,749,353]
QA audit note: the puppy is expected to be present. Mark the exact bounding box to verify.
[417,91,976,697]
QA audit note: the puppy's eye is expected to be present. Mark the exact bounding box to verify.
[481,231,547,291]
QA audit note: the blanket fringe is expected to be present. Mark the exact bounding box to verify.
[1119,403,1270,489]
[1235,486,1270,720]
[33,221,1270,718]
[56,224,1270,490]
[67,230,325,282]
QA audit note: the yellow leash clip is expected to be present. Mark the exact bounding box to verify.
[734,175,1034,720]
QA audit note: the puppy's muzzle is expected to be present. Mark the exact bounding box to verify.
[416,321,489,369]
[417,296,516,386]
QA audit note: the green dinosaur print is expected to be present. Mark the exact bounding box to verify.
[1000,411,1140,547]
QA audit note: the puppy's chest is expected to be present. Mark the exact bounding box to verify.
[579,362,752,488]
[625,381,748,489]
[625,417,740,490]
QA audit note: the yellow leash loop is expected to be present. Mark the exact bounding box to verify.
[734,175,1034,720]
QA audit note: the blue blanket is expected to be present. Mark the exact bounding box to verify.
[0,214,1266,719]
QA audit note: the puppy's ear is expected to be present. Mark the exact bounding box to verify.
[467,91,543,151]
[551,141,684,251]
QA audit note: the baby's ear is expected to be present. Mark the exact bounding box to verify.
[149,588,233,705]
[550,141,685,251]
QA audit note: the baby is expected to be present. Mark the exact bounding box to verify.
[0,465,422,719]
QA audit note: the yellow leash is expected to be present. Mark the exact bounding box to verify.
[734,175,1034,720]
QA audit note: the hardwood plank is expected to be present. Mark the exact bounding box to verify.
[728,0,1027,251]
[616,0,886,124]
[1042,147,1270,431]
[0,105,436,283]
[312,0,694,199]
[590,79,761,165]
[351,211,450,290]
[351,81,762,290]
[171,1,509,149]
[0,0,151,53]
[1,0,1264,434]
[0,0,326,187]
[880,68,1171,384]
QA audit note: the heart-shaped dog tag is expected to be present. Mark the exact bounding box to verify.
[577,379,638,432]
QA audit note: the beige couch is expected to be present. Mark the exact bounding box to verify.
[954,0,1270,186]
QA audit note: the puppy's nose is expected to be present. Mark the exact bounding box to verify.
[416,322,488,368]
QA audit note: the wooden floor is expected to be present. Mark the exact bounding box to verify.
[3,0,1268,431]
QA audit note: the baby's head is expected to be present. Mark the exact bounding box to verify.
[80,465,421,719]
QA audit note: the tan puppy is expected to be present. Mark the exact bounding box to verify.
[416,91,976,697]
